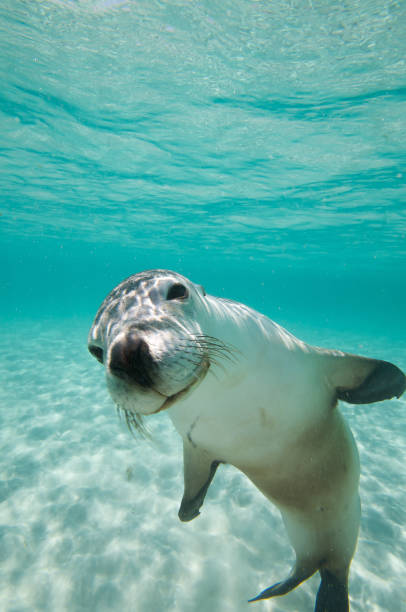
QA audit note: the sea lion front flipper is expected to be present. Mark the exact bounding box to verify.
[178,438,221,522]
[315,569,349,612]
[248,564,316,602]
[321,352,406,404]
[335,358,405,404]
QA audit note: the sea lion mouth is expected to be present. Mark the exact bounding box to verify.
[153,358,210,414]
[105,335,237,435]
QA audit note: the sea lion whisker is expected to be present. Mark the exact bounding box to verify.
[177,340,235,365]
[116,405,150,438]
[206,365,222,381]
[194,336,240,362]
[195,334,239,353]
[193,337,234,355]
[207,357,227,376]
[180,357,205,369]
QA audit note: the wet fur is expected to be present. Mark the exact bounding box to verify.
[88,270,406,612]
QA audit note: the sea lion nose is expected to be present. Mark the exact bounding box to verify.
[109,336,155,388]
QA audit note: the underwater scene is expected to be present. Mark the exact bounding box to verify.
[1,1,405,611]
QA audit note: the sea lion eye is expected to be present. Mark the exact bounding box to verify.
[166,283,189,301]
[88,345,104,364]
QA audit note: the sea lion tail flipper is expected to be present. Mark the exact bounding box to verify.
[322,351,406,404]
[248,564,316,602]
[315,569,349,612]
[178,438,221,522]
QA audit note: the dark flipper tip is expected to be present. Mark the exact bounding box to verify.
[178,502,200,522]
[248,567,315,603]
[248,583,283,603]
[315,569,349,612]
[178,460,220,522]
[337,360,406,404]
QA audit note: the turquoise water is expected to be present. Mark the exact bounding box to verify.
[1,1,405,610]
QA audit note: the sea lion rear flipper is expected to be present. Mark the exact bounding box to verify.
[178,438,221,522]
[248,564,316,602]
[322,352,406,404]
[315,569,349,612]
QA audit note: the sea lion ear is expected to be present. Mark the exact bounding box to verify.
[322,351,406,404]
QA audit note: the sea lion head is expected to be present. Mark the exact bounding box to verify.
[88,270,225,430]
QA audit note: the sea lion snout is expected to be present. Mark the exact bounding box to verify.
[108,335,156,389]
[102,326,211,418]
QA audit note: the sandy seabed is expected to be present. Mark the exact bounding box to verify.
[1,319,405,612]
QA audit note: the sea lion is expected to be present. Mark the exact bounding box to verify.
[88,269,405,611]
